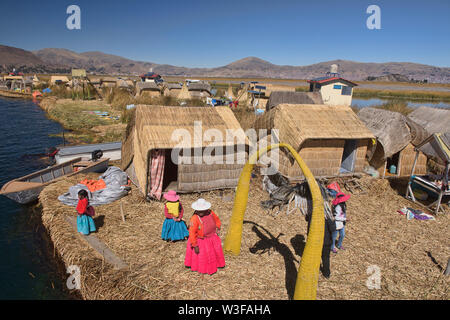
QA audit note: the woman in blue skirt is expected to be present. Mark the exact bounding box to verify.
[76,189,96,235]
[161,190,189,242]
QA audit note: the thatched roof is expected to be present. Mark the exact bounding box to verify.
[266,91,323,111]
[416,132,450,163]
[188,82,211,93]
[358,107,411,159]
[101,76,117,82]
[122,105,249,169]
[136,81,161,91]
[165,83,182,90]
[407,107,450,135]
[117,79,132,88]
[254,104,374,150]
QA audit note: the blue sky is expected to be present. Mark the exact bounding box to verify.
[0,0,449,67]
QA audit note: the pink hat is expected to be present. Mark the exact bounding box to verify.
[163,190,179,202]
[332,192,351,206]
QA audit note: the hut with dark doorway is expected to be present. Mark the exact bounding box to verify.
[266,91,324,111]
[254,104,375,181]
[163,83,183,98]
[121,105,249,200]
[358,107,428,178]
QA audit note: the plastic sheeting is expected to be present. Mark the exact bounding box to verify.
[58,166,130,206]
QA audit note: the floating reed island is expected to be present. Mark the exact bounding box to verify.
[39,171,449,300]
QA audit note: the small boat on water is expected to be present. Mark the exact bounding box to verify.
[0,157,109,204]
[0,89,39,100]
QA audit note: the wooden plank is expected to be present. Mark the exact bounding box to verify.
[65,216,128,270]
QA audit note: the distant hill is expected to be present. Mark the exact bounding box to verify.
[33,48,157,75]
[0,45,70,74]
[1,44,449,83]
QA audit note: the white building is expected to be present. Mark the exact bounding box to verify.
[307,73,357,106]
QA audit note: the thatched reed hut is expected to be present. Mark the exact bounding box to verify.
[121,105,249,198]
[254,104,375,180]
[188,82,212,99]
[117,79,134,90]
[101,77,117,88]
[358,108,428,178]
[266,91,324,111]
[135,81,162,97]
[407,106,450,136]
[163,83,182,97]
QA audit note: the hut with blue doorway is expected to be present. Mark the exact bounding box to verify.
[307,64,357,107]
[253,104,375,181]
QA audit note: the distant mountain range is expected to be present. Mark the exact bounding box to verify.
[1,44,449,83]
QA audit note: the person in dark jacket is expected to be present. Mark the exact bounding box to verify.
[305,212,336,279]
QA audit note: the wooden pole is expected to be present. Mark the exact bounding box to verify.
[120,202,125,222]
[435,162,449,214]
[406,151,420,200]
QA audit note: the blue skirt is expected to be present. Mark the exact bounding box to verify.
[161,218,189,241]
[77,214,96,235]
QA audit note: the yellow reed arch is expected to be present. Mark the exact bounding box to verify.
[223,143,324,300]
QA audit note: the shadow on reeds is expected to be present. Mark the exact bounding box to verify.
[426,251,444,272]
[94,215,105,229]
[244,220,306,299]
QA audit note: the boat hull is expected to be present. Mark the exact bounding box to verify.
[2,186,44,204]
[1,158,109,205]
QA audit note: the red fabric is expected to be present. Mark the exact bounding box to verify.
[149,149,165,200]
[164,203,184,219]
[76,198,89,215]
[188,211,221,247]
[327,182,342,193]
[184,233,225,275]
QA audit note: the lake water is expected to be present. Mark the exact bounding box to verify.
[352,97,450,109]
[0,97,73,299]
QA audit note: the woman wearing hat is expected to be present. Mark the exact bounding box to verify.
[161,190,189,242]
[184,198,225,275]
[331,192,351,253]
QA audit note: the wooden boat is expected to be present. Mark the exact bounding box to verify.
[0,89,40,100]
[55,142,122,165]
[0,157,109,204]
